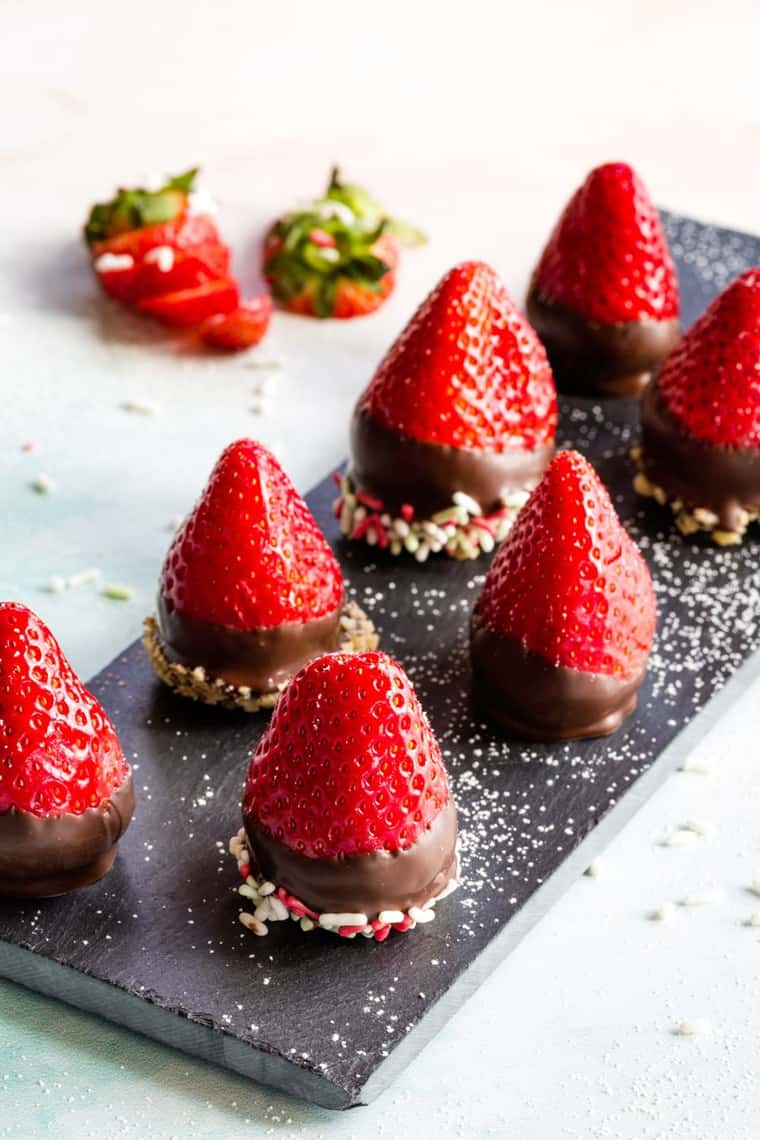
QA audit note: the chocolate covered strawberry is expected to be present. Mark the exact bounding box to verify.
[263,166,424,320]
[230,650,458,940]
[636,266,760,544]
[0,602,134,897]
[527,162,680,396]
[471,450,656,740]
[340,260,557,560]
[144,439,377,711]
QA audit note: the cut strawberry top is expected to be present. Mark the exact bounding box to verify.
[161,439,344,630]
[657,267,760,449]
[360,260,557,452]
[0,603,128,818]
[243,651,451,858]
[532,162,679,325]
[478,451,656,678]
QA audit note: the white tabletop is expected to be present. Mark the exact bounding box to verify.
[2,2,760,1136]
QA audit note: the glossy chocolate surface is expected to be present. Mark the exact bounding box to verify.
[470,611,644,741]
[349,407,553,517]
[244,800,458,918]
[640,379,760,531]
[156,593,344,691]
[0,774,135,898]
[526,286,680,398]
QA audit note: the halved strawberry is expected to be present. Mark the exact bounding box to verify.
[138,278,239,327]
[200,295,273,351]
[91,212,221,263]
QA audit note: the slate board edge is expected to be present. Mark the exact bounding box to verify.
[2,646,758,1111]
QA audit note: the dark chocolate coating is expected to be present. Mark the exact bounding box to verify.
[244,800,458,919]
[156,593,344,691]
[470,610,644,741]
[526,286,680,398]
[0,774,135,898]
[349,407,554,517]
[640,379,760,532]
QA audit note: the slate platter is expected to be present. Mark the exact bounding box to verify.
[2,213,760,1110]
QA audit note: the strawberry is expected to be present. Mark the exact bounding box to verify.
[359,260,557,451]
[657,267,760,448]
[161,438,343,629]
[242,650,451,858]
[200,294,272,351]
[262,166,424,319]
[138,277,239,327]
[477,450,655,678]
[531,162,679,324]
[0,603,128,817]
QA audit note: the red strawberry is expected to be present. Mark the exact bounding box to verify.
[265,231,399,320]
[531,162,679,324]
[161,439,343,629]
[138,277,239,327]
[0,603,128,817]
[242,651,451,857]
[359,260,557,451]
[477,451,655,678]
[96,247,229,304]
[200,295,273,351]
[657,267,760,448]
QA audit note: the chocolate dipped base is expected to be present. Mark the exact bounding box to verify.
[470,611,645,741]
[640,379,760,535]
[0,774,135,898]
[526,287,680,398]
[145,598,378,712]
[350,406,553,518]
[244,799,458,919]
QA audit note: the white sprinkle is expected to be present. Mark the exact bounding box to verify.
[47,575,66,594]
[167,515,183,531]
[102,584,133,601]
[31,473,55,494]
[743,912,760,928]
[660,828,699,848]
[452,491,481,516]
[584,859,604,879]
[143,245,175,272]
[673,1018,712,1037]
[299,916,314,932]
[67,568,101,589]
[93,252,134,273]
[239,912,267,936]
[650,902,676,923]
[318,913,368,929]
[187,188,218,217]
[259,881,276,896]
[267,896,289,921]
[122,399,158,416]
[679,757,714,776]
[749,880,760,898]
[408,907,435,924]
[378,910,405,925]
[679,888,724,908]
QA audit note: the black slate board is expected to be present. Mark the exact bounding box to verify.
[2,213,760,1110]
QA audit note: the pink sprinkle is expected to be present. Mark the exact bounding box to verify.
[356,490,384,511]
[338,924,366,937]
[239,863,250,880]
[375,519,389,549]
[471,516,496,536]
[330,471,342,488]
[333,499,343,519]
[309,228,336,249]
[392,914,414,932]
[400,503,415,522]
[21,441,35,453]
[351,516,374,541]
[373,924,391,942]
